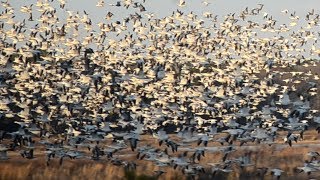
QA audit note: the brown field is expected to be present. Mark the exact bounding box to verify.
[1,131,320,180]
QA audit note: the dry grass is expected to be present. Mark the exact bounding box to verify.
[1,131,320,180]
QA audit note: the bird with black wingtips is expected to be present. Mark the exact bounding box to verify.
[271,168,284,180]
[191,148,205,163]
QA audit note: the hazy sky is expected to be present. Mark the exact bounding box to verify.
[5,0,320,52]
[8,0,320,22]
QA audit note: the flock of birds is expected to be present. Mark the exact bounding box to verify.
[0,0,320,179]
